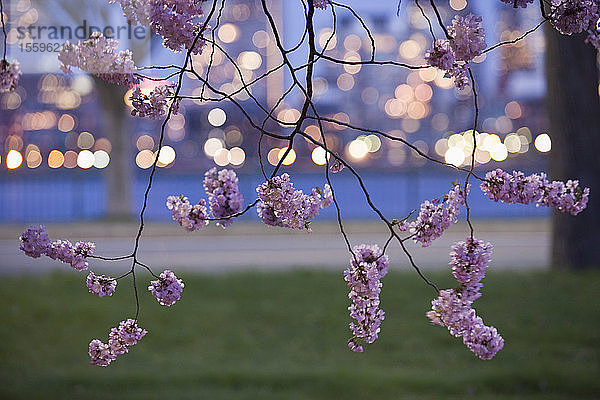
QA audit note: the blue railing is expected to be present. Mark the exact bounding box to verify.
[0,170,549,223]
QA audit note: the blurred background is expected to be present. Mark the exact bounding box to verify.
[1,0,554,223]
[0,0,599,399]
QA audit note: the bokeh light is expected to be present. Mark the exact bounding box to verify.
[6,150,23,169]
[208,108,227,127]
[218,23,239,43]
[450,0,467,11]
[278,147,297,166]
[348,139,369,159]
[229,147,245,166]
[534,133,551,152]
[445,147,465,167]
[77,150,95,169]
[214,148,230,166]
[267,148,280,166]
[136,150,154,169]
[311,147,330,165]
[504,134,521,153]
[337,73,355,91]
[157,146,176,166]
[93,150,110,169]
[204,138,224,157]
[48,150,64,168]
[64,151,78,168]
[26,148,43,169]
[57,114,75,132]
[490,143,508,162]
[94,138,112,153]
[505,101,522,119]
[435,138,449,156]
[238,51,262,70]
[475,149,491,164]
[77,132,95,150]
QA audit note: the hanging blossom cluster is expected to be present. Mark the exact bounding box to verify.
[0,59,21,93]
[480,169,590,216]
[203,167,244,228]
[514,0,600,50]
[130,83,179,119]
[167,168,244,230]
[427,238,504,360]
[344,244,389,353]
[312,0,329,9]
[148,269,184,306]
[548,0,600,50]
[256,173,333,232]
[19,225,181,365]
[109,0,207,54]
[398,184,468,247]
[87,271,117,297]
[166,195,210,231]
[58,32,139,86]
[425,14,486,88]
[89,319,147,366]
[20,225,95,271]
[108,0,152,26]
[151,0,206,54]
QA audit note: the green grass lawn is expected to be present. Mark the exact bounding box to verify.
[0,269,598,399]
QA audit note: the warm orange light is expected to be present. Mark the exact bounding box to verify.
[48,150,65,168]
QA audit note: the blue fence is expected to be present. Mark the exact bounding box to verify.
[0,170,549,223]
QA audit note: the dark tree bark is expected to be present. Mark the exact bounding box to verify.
[93,78,133,220]
[545,27,600,269]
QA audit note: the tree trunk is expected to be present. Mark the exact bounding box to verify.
[93,78,133,220]
[545,27,600,269]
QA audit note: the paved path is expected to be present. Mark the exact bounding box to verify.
[0,220,550,275]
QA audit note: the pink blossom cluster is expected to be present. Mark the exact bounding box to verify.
[167,169,244,230]
[427,238,504,360]
[46,240,95,271]
[89,319,147,366]
[86,271,117,297]
[330,160,345,173]
[450,238,493,302]
[130,84,178,119]
[425,14,485,88]
[256,174,333,232]
[550,0,597,34]
[110,0,207,54]
[500,0,534,7]
[449,14,487,61]
[58,32,139,86]
[166,194,210,231]
[0,59,21,93]
[344,244,389,353]
[313,0,328,9]
[480,169,590,216]
[398,184,468,247]
[151,0,207,54]
[19,225,95,270]
[108,0,152,26]
[549,0,600,50]
[19,225,50,258]
[426,40,456,74]
[256,201,284,227]
[203,168,244,228]
[148,269,184,306]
